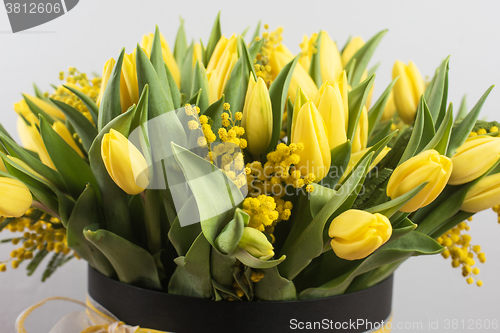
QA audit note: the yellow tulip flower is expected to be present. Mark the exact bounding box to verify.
[192,43,203,68]
[96,52,139,113]
[341,36,365,67]
[14,94,66,122]
[318,31,343,85]
[449,136,500,185]
[269,44,318,103]
[381,91,397,121]
[238,227,275,261]
[52,121,84,158]
[352,107,368,153]
[461,173,500,213]
[24,123,55,170]
[242,76,273,156]
[206,35,239,104]
[0,178,32,217]
[387,149,452,212]
[291,101,331,181]
[392,60,425,124]
[329,210,392,260]
[101,129,150,195]
[141,32,181,88]
[315,82,347,150]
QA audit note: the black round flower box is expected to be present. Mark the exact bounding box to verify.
[88,267,393,333]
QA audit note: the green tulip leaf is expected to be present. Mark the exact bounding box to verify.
[50,98,98,152]
[174,17,188,65]
[84,227,161,289]
[150,26,172,97]
[368,119,394,147]
[22,94,56,125]
[347,75,375,142]
[190,61,210,113]
[62,85,99,124]
[422,103,453,155]
[266,56,299,154]
[310,185,336,219]
[367,78,397,135]
[424,57,450,124]
[203,95,225,135]
[66,184,114,277]
[345,30,387,87]
[398,97,426,165]
[165,64,182,109]
[204,12,222,65]
[447,85,494,157]
[39,116,99,201]
[168,233,213,298]
[98,48,124,131]
[180,43,194,96]
[211,249,238,297]
[168,196,202,257]
[456,95,468,120]
[254,267,297,301]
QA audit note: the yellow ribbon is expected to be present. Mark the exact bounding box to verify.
[15,296,167,333]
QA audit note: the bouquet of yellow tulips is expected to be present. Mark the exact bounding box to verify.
[1,14,498,300]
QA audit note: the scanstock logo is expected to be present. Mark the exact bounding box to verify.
[4,0,79,32]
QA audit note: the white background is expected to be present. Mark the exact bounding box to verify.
[1,0,500,332]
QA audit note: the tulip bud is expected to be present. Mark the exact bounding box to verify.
[449,136,500,185]
[318,31,343,85]
[341,36,365,67]
[291,101,331,181]
[0,178,32,217]
[238,227,275,261]
[242,76,273,156]
[392,61,425,124]
[269,44,318,103]
[461,173,500,213]
[96,53,139,113]
[141,32,181,88]
[315,82,347,150]
[329,210,392,260]
[52,122,84,158]
[17,117,38,152]
[26,123,55,170]
[351,107,368,153]
[207,35,239,104]
[381,91,397,121]
[387,149,452,213]
[14,94,66,122]
[101,129,150,195]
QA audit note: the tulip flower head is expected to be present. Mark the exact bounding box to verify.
[0,178,32,218]
[291,101,331,181]
[96,52,139,113]
[241,76,273,156]
[351,106,368,154]
[329,210,392,260]
[269,44,318,103]
[207,35,239,104]
[238,227,275,261]
[318,31,343,85]
[392,61,425,124]
[387,149,452,212]
[101,129,150,195]
[449,136,500,185]
[341,36,365,67]
[461,173,500,213]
